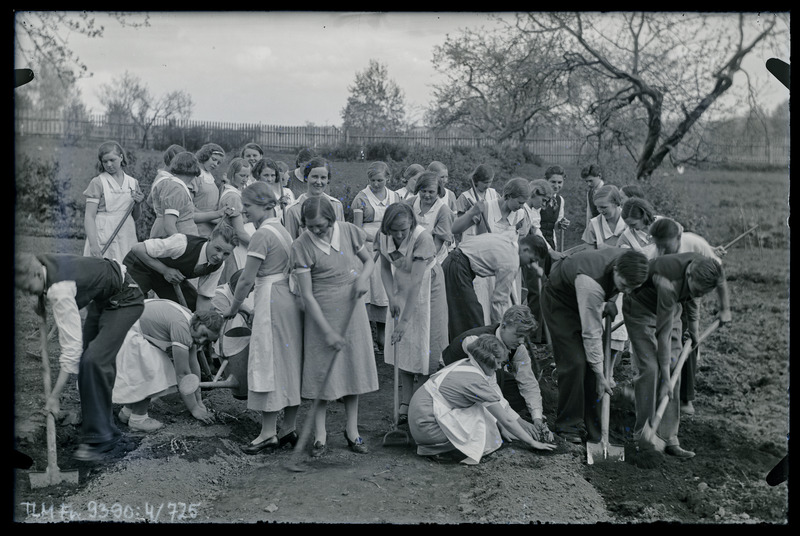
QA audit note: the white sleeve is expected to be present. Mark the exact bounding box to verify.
[47,281,83,375]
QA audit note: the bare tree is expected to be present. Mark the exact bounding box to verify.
[14,11,150,89]
[517,12,788,179]
[428,25,569,143]
[341,59,406,133]
[98,71,194,148]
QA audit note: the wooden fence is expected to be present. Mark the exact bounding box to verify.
[14,111,789,167]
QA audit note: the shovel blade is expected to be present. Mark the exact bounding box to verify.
[29,467,80,489]
[586,440,604,465]
[382,429,410,447]
[606,444,625,462]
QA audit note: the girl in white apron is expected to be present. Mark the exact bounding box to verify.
[148,151,200,238]
[352,161,400,353]
[378,203,448,424]
[409,172,454,266]
[83,141,144,262]
[225,182,304,454]
[193,143,225,238]
[582,184,629,357]
[454,177,532,323]
[408,334,555,464]
[618,197,661,260]
[219,157,256,284]
[113,298,217,429]
[395,163,425,200]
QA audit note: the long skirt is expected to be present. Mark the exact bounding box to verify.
[301,281,379,400]
[247,278,304,412]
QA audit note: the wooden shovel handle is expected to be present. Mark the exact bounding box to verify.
[650,319,721,431]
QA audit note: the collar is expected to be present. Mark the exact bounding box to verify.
[364,186,391,207]
[308,221,342,255]
[258,216,282,229]
[294,168,306,183]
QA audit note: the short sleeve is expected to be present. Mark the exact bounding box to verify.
[455,193,472,215]
[161,181,194,217]
[219,191,243,212]
[433,205,454,243]
[247,227,271,261]
[412,229,436,261]
[352,191,369,215]
[349,222,367,253]
[168,319,194,350]
[582,218,598,245]
[83,176,104,203]
[291,234,315,273]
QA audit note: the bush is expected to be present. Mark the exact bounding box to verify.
[15,155,83,238]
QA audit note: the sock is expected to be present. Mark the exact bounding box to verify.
[129,412,150,424]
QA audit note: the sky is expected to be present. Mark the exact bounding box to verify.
[15,11,790,127]
[24,11,510,126]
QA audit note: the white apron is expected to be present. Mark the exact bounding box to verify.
[360,187,398,308]
[592,216,629,344]
[83,172,138,262]
[247,221,293,393]
[424,357,502,463]
[414,196,450,265]
[621,227,657,260]
[381,225,437,375]
[112,299,193,404]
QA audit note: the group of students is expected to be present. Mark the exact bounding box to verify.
[15,141,731,466]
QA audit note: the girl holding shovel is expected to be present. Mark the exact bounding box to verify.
[290,195,379,457]
[83,141,144,261]
[377,202,448,425]
[224,182,304,454]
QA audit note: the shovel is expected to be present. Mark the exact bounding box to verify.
[382,333,411,447]
[586,316,625,464]
[640,319,720,452]
[29,297,80,488]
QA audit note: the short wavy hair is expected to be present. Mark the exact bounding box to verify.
[621,197,656,226]
[191,310,224,339]
[196,143,225,164]
[413,171,446,198]
[466,334,507,369]
[300,195,337,228]
[501,305,537,332]
[614,250,649,287]
[169,151,202,177]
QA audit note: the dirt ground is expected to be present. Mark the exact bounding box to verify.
[12,244,790,525]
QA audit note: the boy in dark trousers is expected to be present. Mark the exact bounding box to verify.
[623,252,731,459]
[15,252,145,462]
[541,247,650,444]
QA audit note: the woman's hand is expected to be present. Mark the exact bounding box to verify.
[352,276,369,299]
[558,218,570,229]
[324,330,346,352]
[131,189,145,204]
[527,439,556,451]
[44,395,61,419]
[223,306,239,320]
[391,319,407,345]
[596,372,613,397]
[532,418,554,443]
[191,405,215,425]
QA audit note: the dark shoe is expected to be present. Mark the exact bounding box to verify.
[241,435,279,455]
[73,438,119,462]
[398,403,409,426]
[344,431,369,454]
[665,445,695,459]
[278,431,299,448]
[681,401,696,417]
[310,441,327,458]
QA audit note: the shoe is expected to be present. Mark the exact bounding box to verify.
[344,431,369,454]
[681,401,696,417]
[278,431,299,448]
[398,403,409,426]
[557,432,583,445]
[118,407,131,424]
[128,416,164,432]
[73,438,119,462]
[665,445,695,459]
[310,441,327,458]
[241,435,279,455]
